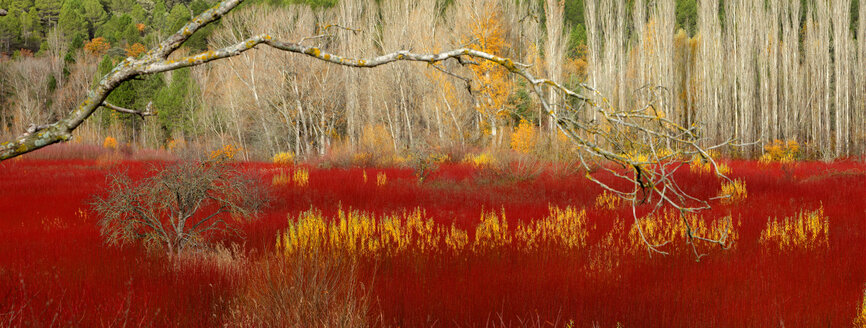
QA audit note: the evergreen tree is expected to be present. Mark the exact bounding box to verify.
[96,13,131,43]
[20,8,40,36]
[95,55,116,128]
[82,0,107,30]
[165,3,189,34]
[151,0,167,32]
[108,0,133,13]
[0,9,21,52]
[58,0,86,47]
[122,21,139,44]
[568,23,586,57]
[675,0,697,35]
[34,0,60,27]
[184,0,212,50]
[129,2,145,24]
[153,68,192,143]
[564,0,584,28]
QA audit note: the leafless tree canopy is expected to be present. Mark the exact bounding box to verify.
[93,161,266,255]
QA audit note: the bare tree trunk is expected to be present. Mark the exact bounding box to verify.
[544,0,565,134]
[831,0,851,157]
[400,83,413,148]
[339,0,362,148]
[585,0,600,123]
[697,0,721,145]
[851,1,866,157]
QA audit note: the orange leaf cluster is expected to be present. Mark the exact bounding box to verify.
[125,43,147,58]
[84,37,111,56]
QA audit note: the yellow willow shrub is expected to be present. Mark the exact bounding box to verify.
[272,173,291,186]
[472,210,511,252]
[444,223,469,254]
[594,191,622,210]
[292,168,309,187]
[690,155,731,175]
[718,179,748,204]
[759,139,800,164]
[279,210,328,256]
[103,136,118,150]
[510,119,538,154]
[278,208,442,259]
[272,152,295,165]
[272,168,309,187]
[209,144,240,161]
[376,172,387,186]
[587,220,627,277]
[278,206,660,259]
[463,152,494,167]
[627,210,739,255]
[855,288,866,328]
[759,206,829,251]
[362,170,368,183]
[516,206,590,252]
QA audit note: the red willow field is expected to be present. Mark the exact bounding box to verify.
[0,158,864,327]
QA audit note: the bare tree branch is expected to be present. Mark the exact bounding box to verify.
[316,23,362,34]
[102,101,155,119]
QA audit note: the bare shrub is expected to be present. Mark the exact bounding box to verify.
[93,161,267,255]
[229,251,373,328]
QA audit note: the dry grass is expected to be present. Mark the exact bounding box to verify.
[229,250,374,328]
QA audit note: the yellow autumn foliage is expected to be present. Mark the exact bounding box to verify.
[516,206,589,252]
[272,167,309,187]
[627,210,739,254]
[209,144,240,161]
[594,191,622,210]
[855,288,866,328]
[276,206,598,258]
[463,152,494,167]
[759,206,829,251]
[759,139,800,164]
[472,210,511,252]
[103,136,118,150]
[718,179,748,204]
[272,152,295,166]
[690,155,731,175]
[510,119,537,154]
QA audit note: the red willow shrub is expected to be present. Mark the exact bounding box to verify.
[0,159,863,326]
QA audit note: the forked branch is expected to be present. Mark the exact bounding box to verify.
[103,101,155,119]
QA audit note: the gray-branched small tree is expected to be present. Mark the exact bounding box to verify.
[93,161,266,255]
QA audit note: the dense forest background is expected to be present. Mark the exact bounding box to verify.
[0,0,863,161]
